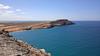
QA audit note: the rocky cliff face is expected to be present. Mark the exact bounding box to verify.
[0,30,51,56]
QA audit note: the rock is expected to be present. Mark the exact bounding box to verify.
[50,19,74,26]
[40,49,46,53]
[16,55,21,56]
[0,31,50,56]
[47,53,51,56]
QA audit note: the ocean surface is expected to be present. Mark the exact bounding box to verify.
[10,21,100,56]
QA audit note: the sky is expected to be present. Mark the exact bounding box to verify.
[0,0,100,21]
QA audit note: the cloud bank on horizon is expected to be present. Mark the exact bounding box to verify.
[0,0,100,21]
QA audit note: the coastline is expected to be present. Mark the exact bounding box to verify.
[0,19,73,56]
[0,19,73,32]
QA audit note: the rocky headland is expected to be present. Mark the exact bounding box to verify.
[0,19,73,56]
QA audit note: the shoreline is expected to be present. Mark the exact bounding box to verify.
[0,19,73,56]
[0,19,73,32]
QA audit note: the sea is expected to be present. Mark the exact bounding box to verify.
[10,21,100,56]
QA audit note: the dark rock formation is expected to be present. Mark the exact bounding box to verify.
[50,19,74,26]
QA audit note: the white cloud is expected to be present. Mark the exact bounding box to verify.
[0,4,8,14]
[0,3,27,21]
[0,4,24,15]
[0,4,11,15]
[3,6,10,9]
[16,9,21,12]
[0,4,10,10]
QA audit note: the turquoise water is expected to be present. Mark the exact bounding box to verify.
[11,21,100,56]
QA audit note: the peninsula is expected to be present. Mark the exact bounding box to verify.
[0,19,73,56]
[0,19,73,32]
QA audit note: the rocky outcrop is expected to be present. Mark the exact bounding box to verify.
[50,19,74,26]
[0,30,51,56]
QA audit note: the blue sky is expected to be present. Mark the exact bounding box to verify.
[0,0,100,21]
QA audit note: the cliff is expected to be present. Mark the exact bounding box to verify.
[0,30,51,56]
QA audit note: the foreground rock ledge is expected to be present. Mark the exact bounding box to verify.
[0,31,51,56]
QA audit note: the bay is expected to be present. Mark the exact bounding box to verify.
[10,21,100,56]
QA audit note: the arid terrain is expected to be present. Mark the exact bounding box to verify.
[0,19,73,56]
[0,19,73,32]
